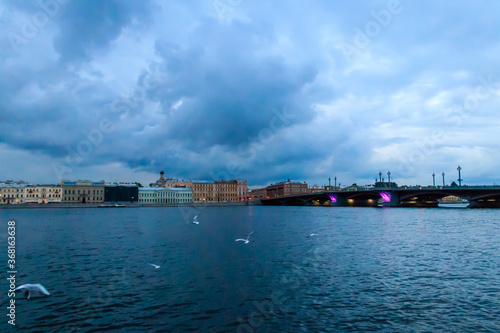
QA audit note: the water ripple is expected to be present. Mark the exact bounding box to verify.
[2,206,500,331]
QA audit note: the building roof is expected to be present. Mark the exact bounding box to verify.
[0,184,27,188]
[27,184,61,187]
[105,183,139,187]
[139,187,168,191]
[61,180,105,186]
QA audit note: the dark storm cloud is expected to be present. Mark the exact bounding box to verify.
[53,0,154,63]
[0,1,499,186]
[149,19,318,149]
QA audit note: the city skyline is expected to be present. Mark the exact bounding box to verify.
[1,1,500,188]
[1,165,496,190]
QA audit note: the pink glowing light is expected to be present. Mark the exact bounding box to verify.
[380,192,391,202]
[328,194,337,203]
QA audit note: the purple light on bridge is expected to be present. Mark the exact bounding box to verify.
[380,192,391,202]
[328,194,337,203]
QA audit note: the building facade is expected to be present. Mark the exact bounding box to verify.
[308,184,325,194]
[249,188,266,201]
[0,184,26,204]
[266,179,308,198]
[237,181,249,201]
[25,185,61,203]
[61,180,105,203]
[170,188,193,203]
[160,177,245,202]
[138,187,193,203]
[139,188,167,203]
[104,184,139,202]
[188,181,214,202]
[214,180,238,202]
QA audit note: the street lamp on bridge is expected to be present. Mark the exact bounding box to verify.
[334,177,337,189]
[442,172,445,187]
[387,171,391,183]
[432,173,435,187]
[457,165,463,186]
[379,172,382,182]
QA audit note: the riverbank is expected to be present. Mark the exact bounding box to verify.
[0,201,254,209]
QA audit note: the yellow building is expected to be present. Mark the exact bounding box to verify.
[61,180,105,203]
[188,179,240,202]
[0,184,26,204]
[189,181,214,202]
[214,180,238,202]
[25,185,61,203]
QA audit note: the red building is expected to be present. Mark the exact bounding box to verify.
[264,179,308,198]
[249,188,267,201]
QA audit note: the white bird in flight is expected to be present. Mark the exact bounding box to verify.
[15,284,50,299]
[235,231,253,244]
[192,215,199,224]
[307,233,318,238]
[148,259,168,269]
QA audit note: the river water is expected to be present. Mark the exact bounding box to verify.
[1,206,499,332]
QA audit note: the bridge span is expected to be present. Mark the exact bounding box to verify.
[260,186,500,208]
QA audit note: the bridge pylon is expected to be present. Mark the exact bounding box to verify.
[378,191,401,207]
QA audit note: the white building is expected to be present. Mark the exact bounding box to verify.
[139,187,192,203]
[0,184,26,204]
[170,187,193,203]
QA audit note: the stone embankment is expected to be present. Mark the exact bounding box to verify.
[0,201,256,209]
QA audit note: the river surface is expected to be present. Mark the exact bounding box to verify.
[1,206,499,332]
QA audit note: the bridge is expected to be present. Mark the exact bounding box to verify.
[259,185,500,208]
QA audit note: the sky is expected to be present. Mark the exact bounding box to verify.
[1,0,499,188]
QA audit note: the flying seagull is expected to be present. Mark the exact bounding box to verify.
[15,284,50,299]
[235,231,253,244]
[307,233,318,238]
[148,259,168,269]
[192,215,199,224]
